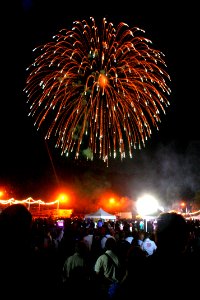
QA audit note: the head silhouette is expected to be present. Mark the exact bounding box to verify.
[0,203,32,253]
[155,212,188,255]
[105,237,117,252]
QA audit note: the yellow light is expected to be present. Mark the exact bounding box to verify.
[109,198,115,204]
[58,193,69,203]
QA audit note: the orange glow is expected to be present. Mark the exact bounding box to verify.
[0,191,4,197]
[97,192,134,213]
[99,73,108,88]
[98,193,120,213]
[51,186,75,207]
[57,193,69,203]
[181,202,186,207]
[55,191,73,210]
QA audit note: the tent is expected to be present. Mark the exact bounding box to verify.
[85,208,116,220]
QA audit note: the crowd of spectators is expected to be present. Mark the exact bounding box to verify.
[0,204,199,299]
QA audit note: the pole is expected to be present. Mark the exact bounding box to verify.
[57,200,59,210]
[145,218,148,232]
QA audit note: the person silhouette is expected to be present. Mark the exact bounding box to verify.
[145,212,198,299]
[0,203,62,299]
[0,204,33,298]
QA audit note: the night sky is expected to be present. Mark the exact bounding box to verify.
[1,1,199,210]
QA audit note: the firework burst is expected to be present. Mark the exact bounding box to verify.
[24,17,171,165]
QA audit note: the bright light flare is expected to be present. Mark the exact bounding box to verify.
[57,193,69,203]
[136,194,159,216]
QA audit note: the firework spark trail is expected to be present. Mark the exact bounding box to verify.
[24,17,171,165]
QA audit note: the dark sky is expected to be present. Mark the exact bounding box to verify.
[1,1,199,209]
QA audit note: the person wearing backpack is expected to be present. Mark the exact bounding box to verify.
[94,237,125,300]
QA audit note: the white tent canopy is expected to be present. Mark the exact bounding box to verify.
[85,208,116,220]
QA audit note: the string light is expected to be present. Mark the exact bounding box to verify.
[0,197,59,207]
